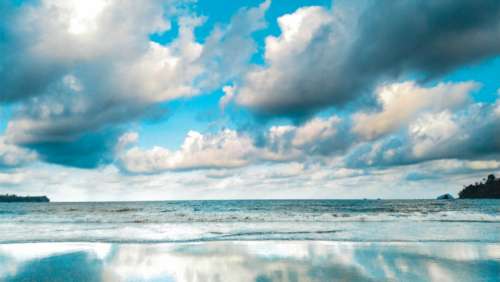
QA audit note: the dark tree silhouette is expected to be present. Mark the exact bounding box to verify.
[0,194,50,203]
[459,174,500,199]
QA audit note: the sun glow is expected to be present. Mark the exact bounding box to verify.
[47,0,110,35]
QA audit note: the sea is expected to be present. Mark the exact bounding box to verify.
[1,199,499,281]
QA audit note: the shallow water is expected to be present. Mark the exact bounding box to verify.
[0,241,499,282]
[0,200,499,243]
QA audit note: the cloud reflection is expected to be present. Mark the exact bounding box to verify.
[0,242,499,282]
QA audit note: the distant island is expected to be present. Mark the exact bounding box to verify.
[0,194,50,203]
[459,174,500,199]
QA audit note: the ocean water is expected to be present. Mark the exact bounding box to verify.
[1,200,500,281]
[1,199,499,243]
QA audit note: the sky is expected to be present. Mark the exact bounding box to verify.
[0,0,500,201]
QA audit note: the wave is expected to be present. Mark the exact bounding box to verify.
[1,200,499,243]
[1,220,499,244]
[206,229,340,240]
[5,212,500,224]
[2,238,500,244]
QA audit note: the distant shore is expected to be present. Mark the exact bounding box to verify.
[0,194,50,203]
[459,174,500,199]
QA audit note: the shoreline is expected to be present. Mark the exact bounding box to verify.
[2,238,500,245]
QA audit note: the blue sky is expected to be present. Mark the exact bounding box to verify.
[0,0,500,201]
[142,0,335,150]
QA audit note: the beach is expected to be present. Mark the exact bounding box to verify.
[2,0,500,280]
[1,200,499,281]
[1,241,499,281]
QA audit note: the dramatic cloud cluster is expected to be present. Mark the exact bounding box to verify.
[119,115,350,173]
[1,0,500,199]
[347,90,500,168]
[2,0,195,167]
[0,0,269,168]
[120,81,500,174]
[236,0,500,117]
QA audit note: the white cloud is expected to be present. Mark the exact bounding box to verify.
[1,0,499,200]
[346,99,500,168]
[6,158,497,201]
[235,1,500,117]
[353,81,479,140]
[236,6,340,114]
[118,115,346,174]
[1,0,270,168]
[264,6,333,63]
[119,130,256,173]
[292,116,340,148]
[198,0,271,90]
[0,137,37,168]
[0,172,26,186]
[219,85,236,111]
[464,160,500,171]
[265,116,347,157]
[1,0,200,167]
[116,132,139,151]
[409,111,462,159]
[6,1,205,142]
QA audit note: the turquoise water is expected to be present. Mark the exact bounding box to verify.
[1,200,499,281]
[0,200,499,243]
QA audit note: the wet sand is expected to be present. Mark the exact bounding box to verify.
[1,241,499,281]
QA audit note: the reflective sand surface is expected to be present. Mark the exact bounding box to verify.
[1,242,499,282]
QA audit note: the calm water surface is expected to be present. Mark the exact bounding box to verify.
[0,242,499,282]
